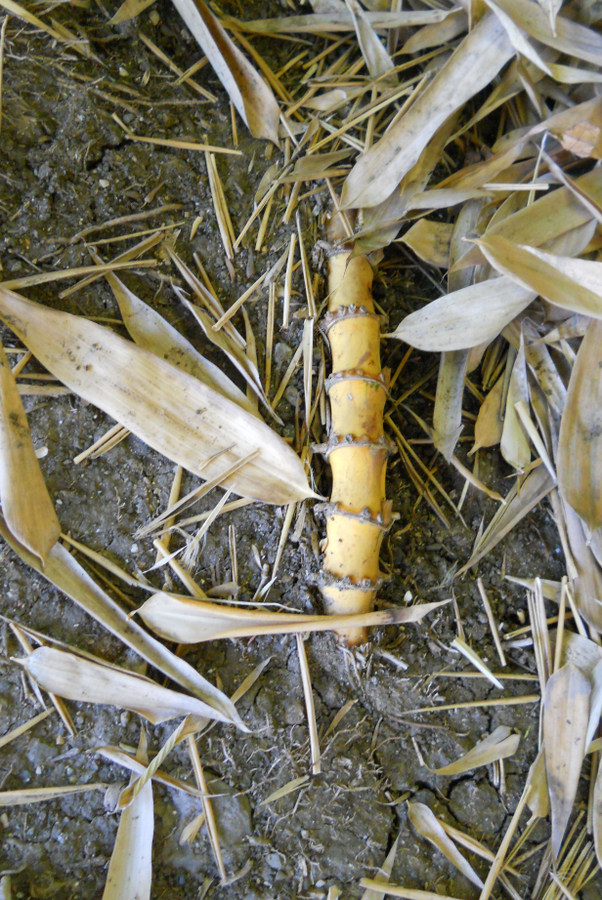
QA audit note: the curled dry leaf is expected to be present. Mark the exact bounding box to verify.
[542,663,591,858]
[138,592,448,643]
[390,276,534,352]
[0,343,59,564]
[20,647,230,726]
[557,319,602,532]
[170,0,280,143]
[407,801,483,888]
[341,13,514,210]
[432,726,520,776]
[0,288,313,506]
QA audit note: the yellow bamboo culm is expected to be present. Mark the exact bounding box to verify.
[320,251,392,645]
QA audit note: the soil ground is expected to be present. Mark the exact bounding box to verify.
[0,3,599,899]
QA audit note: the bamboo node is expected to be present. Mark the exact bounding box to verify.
[325,370,388,393]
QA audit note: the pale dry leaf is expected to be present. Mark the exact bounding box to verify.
[594,756,602,868]
[102,749,153,899]
[109,0,157,24]
[0,783,106,807]
[138,592,448,643]
[21,647,231,725]
[400,220,452,269]
[477,236,602,318]
[433,350,468,461]
[562,500,602,631]
[500,336,530,470]
[361,833,400,900]
[536,0,562,35]
[401,9,468,54]
[0,517,242,726]
[0,288,313,505]
[459,465,555,573]
[557,319,602,532]
[390,276,535,352]
[543,662,591,858]
[170,0,280,143]
[490,0,602,66]
[104,270,257,415]
[359,884,461,900]
[237,8,456,35]
[432,726,520,775]
[344,0,395,80]
[0,343,60,564]
[471,374,504,453]
[341,13,514,210]
[483,0,552,75]
[586,660,602,750]
[407,801,483,888]
[526,748,549,819]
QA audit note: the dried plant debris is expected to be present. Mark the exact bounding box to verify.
[1,0,602,896]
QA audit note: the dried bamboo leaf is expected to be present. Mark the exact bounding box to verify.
[562,631,602,677]
[594,757,602,869]
[401,9,468,54]
[433,350,468,460]
[361,833,400,900]
[526,748,549,819]
[104,270,257,415]
[390,277,534,352]
[102,753,153,899]
[341,13,514,210]
[536,0,562,35]
[170,0,280,143]
[0,517,242,727]
[483,0,553,75]
[0,288,312,505]
[500,334,530,470]
[235,9,456,34]
[359,884,461,900]
[109,0,157,24]
[407,801,483,888]
[478,236,602,318]
[400,220,452,269]
[490,0,602,66]
[558,319,602,531]
[586,660,602,750]
[0,783,105,807]
[20,647,229,725]
[562,500,602,630]
[472,374,504,453]
[432,726,520,775]
[459,465,555,573]
[344,0,395,80]
[0,343,59,564]
[543,663,591,858]
[138,592,448,643]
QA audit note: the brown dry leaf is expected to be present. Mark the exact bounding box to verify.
[400,220,452,269]
[21,647,227,726]
[341,13,514,210]
[500,336,530,470]
[477,236,602,318]
[390,277,535,352]
[543,663,591,858]
[0,343,59,564]
[526,748,550,819]
[471,374,504,453]
[104,269,257,416]
[169,0,280,143]
[557,319,602,532]
[0,288,313,505]
[407,801,483,888]
[138,592,448,643]
[102,737,153,900]
[0,517,242,727]
[432,726,520,776]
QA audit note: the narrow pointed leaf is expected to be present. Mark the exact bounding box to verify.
[500,335,530,470]
[341,13,514,209]
[391,277,535,352]
[472,375,504,453]
[0,288,313,505]
[22,647,226,725]
[138,592,448,643]
[170,0,280,143]
[0,343,59,563]
[432,726,520,775]
[558,319,602,531]
[407,802,483,888]
[543,663,590,858]
[103,767,153,899]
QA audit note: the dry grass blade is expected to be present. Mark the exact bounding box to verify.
[594,760,602,868]
[359,884,461,900]
[170,0,280,143]
[103,735,153,900]
[432,726,520,776]
[557,319,602,532]
[138,593,448,643]
[0,783,106,807]
[407,801,483,888]
[0,709,54,751]
[344,0,395,81]
[0,519,242,727]
[543,663,591,858]
[109,0,158,25]
[500,334,530,470]
[341,13,514,210]
[361,833,400,900]
[0,342,59,564]
[0,288,312,505]
[390,277,534,352]
[19,647,233,726]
